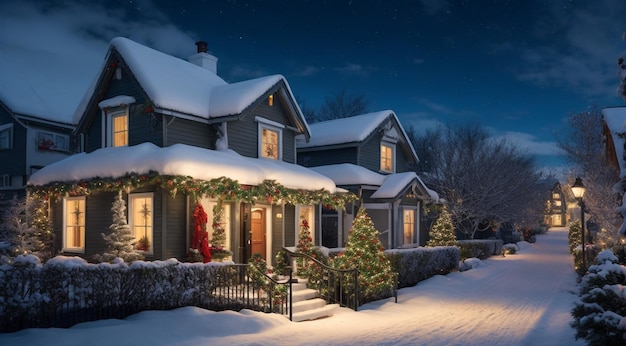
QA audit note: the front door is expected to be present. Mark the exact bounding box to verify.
[251,209,266,259]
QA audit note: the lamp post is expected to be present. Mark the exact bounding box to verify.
[571,177,586,270]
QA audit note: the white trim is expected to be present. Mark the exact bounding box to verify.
[0,123,13,149]
[106,108,129,147]
[380,141,396,173]
[255,116,286,129]
[258,122,283,160]
[129,192,154,255]
[62,196,86,253]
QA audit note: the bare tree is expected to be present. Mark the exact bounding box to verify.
[303,87,369,123]
[412,122,549,239]
[555,107,623,243]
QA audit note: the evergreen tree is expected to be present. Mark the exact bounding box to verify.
[568,220,582,255]
[332,207,395,301]
[0,195,54,263]
[95,191,143,263]
[571,249,626,345]
[426,206,457,247]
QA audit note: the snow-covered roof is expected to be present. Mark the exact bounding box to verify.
[28,142,338,192]
[0,54,76,125]
[602,107,626,177]
[310,163,438,201]
[73,37,309,138]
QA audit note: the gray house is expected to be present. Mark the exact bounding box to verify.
[297,111,438,249]
[28,37,350,264]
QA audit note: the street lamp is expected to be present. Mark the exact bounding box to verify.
[571,177,586,270]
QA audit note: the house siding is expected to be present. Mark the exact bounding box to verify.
[297,147,358,167]
[163,191,186,259]
[283,204,296,247]
[360,132,383,172]
[271,204,284,261]
[165,117,213,148]
[0,111,24,177]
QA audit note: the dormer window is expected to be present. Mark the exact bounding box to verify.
[108,108,128,147]
[380,142,395,173]
[256,116,283,160]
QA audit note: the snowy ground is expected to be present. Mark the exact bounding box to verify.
[0,227,584,346]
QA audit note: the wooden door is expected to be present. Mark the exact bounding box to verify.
[251,209,266,259]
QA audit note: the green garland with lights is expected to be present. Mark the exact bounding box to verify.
[27,171,358,210]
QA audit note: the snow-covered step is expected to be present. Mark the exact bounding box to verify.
[291,288,319,303]
[291,297,327,314]
[291,303,339,322]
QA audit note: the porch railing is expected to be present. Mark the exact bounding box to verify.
[281,247,360,311]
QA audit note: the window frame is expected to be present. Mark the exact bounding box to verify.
[257,119,283,160]
[297,204,316,245]
[402,208,416,245]
[37,131,70,152]
[380,142,396,173]
[63,196,86,253]
[129,192,154,254]
[0,123,13,150]
[107,108,129,147]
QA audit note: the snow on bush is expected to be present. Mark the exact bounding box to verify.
[458,239,503,259]
[386,246,460,288]
[571,249,626,345]
[459,257,483,272]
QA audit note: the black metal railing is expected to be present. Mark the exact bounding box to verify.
[281,247,360,311]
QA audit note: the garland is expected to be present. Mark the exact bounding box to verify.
[27,171,358,210]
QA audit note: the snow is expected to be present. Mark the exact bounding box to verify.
[0,227,585,345]
[73,37,308,131]
[28,142,339,192]
[98,95,136,109]
[311,163,439,201]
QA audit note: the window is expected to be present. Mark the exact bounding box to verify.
[129,193,153,253]
[380,142,395,172]
[0,174,11,188]
[298,205,316,244]
[108,109,128,147]
[37,131,69,151]
[261,127,280,159]
[403,209,415,244]
[63,197,86,252]
[0,124,12,149]
[552,193,560,200]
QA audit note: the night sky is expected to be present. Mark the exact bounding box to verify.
[2,0,625,176]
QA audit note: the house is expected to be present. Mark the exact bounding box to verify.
[0,59,76,202]
[602,106,626,236]
[545,181,567,227]
[296,111,438,249]
[28,37,353,264]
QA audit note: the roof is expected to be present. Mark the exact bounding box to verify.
[0,53,76,125]
[28,142,338,192]
[297,110,418,161]
[602,107,626,177]
[310,163,438,201]
[73,37,310,138]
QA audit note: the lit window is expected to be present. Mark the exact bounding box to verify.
[268,94,274,106]
[130,193,153,253]
[298,205,316,243]
[0,124,12,149]
[403,209,415,244]
[555,200,562,207]
[112,112,128,147]
[37,131,70,152]
[380,143,395,172]
[64,197,86,252]
[261,127,280,159]
[552,193,560,200]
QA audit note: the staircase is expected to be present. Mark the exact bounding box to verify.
[288,278,339,322]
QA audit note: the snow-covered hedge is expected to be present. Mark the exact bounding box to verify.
[457,239,503,259]
[385,246,460,288]
[0,255,233,332]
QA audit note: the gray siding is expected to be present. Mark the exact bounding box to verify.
[297,147,357,167]
[0,110,24,176]
[359,131,383,172]
[163,191,187,259]
[166,117,212,148]
[83,191,117,259]
[271,204,284,261]
[283,204,296,247]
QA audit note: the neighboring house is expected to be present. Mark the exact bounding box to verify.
[296,111,438,249]
[545,181,566,227]
[28,37,351,264]
[602,107,626,236]
[0,60,76,202]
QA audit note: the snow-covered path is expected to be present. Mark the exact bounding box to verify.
[0,227,584,346]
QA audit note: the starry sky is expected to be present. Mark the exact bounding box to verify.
[1,0,625,177]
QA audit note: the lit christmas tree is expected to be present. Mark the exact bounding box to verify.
[426,206,457,247]
[333,207,394,301]
[95,191,143,263]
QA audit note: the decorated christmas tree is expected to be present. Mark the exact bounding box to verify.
[0,195,50,263]
[426,206,457,247]
[95,191,143,263]
[332,207,395,301]
[210,201,231,261]
[30,198,55,262]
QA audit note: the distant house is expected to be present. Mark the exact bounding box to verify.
[545,181,566,227]
[602,107,626,236]
[297,111,438,249]
[0,60,76,202]
[28,37,352,264]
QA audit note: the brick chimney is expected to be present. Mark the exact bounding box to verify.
[188,41,218,74]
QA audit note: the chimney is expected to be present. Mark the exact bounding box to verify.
[188,41,218,74]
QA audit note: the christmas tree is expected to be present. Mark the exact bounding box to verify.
[95,191,143,263]
[0,195,52,263]
[332,207,395,301]
[426,206,457,247]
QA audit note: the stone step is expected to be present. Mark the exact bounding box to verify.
[291,303,339,322]
[291,297,327,314]
[291,288,319,303]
